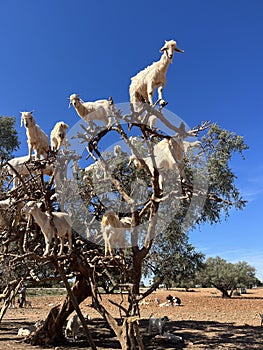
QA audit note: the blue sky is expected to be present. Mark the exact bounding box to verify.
[1,1,263,279]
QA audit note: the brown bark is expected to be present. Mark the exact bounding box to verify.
[91,283,144,350]
[30,274,91,345]
[0,279,25,323]
[131,252,144,295]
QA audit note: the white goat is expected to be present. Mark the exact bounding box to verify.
[129,136,201,189]
[3,156,54,189]
[17,319,44,337]
[20,111,50,160]
[69,93,114,130]
[129,39,184,110]
[65,314,80,341]
[50,121,69,151]
[17,328,32,337]
[148,314,169,335]
[161,332,183,343]
[154,298,171,307]
[21,201,72,256]
[129,137,183,189]
[101,211,131,256]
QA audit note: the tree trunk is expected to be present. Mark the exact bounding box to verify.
[132,253,143,295]
[0,279,25,323]
[212,283,232,298]
[221,289,231,298]
[30,274,91,345]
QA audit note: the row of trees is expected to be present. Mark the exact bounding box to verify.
[0,105,251,349]
[148,255,259,298]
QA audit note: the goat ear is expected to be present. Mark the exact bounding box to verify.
[160,40,169,52]
[160,45,167,52]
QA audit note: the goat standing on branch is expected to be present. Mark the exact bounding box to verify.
[129,134,201,189]
[3,156,54,190]
[68,93,114,130]
[21,201,72,256]
[20,111,50,160]
[50,121,69,151]
[129,39,184,110]
[101,211,131,257]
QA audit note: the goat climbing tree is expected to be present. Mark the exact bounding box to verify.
[0,103,248,350]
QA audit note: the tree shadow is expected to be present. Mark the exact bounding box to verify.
[168,320,262,349]
[0,318,262,349]
[138,318,263,349]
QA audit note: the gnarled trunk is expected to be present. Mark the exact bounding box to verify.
[221,289,231,298]
[30,274,91,345]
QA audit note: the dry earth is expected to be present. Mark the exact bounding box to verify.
[0,287,263,349]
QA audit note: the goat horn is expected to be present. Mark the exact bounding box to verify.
[174,47,184,53]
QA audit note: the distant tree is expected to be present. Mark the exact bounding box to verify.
[0,116,20,195]
[197,256,257,297]
[254,278,263,287]
[0,116,19,163]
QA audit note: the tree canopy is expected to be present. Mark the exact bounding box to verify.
[197,256,257,297]
[144,218,205,290]
[0,116,19,163]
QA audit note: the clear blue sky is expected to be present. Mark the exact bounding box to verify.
[1,1,262,279]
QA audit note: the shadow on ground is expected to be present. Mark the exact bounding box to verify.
[0,318,262,349]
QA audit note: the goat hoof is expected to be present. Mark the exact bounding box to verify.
[160,100,168,107]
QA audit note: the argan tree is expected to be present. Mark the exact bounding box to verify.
[198,257,257,298]
[0,115,19,163]
[0,103,248,349]
[0,115,20,194]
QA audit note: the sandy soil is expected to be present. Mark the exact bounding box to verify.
[1,287,263,349]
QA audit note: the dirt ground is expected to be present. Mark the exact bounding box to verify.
[1,287,263,349]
